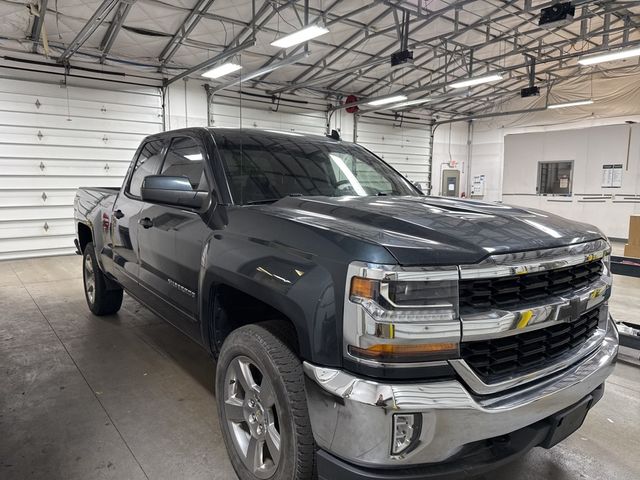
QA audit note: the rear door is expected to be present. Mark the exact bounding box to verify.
[137,135,212,340]
[108,139,165,291]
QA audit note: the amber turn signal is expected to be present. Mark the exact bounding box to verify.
[350,276,378,299]
[348,342,458,362]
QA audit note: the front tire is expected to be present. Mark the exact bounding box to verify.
[82,242,123,315]
[216,322,314,480]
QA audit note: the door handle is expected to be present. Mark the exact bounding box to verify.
[114,209,125,219]
[139,217,154,229]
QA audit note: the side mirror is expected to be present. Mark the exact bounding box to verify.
[140,175,208,209]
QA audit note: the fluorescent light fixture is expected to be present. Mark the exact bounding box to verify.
[213,51,310,92]
[450,73,503,89]
[271,25,330,49]
[578,46,640,65]
[201,62,242,79]
[367,95,408,106]
[390,98,432,109]
[547,99,594,109]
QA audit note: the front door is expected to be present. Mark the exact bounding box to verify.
[108,139,165,291]
[137,136,212,340]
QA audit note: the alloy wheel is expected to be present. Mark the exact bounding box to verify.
[223,356,281,479]
[83,253,95,306]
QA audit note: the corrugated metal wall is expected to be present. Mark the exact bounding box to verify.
[0,73,163,260]
[356,114,432,191]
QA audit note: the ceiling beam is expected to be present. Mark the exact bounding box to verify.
[58,0,121,63]
[30,0,48,54]
[99,0,135,63]
[166,38,256,85]
[159,0,216,66]
[285,7,395,87]
[359,0,635,98]
[165,0,299,84]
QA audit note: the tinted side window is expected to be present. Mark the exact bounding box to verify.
[128,140,164,197]
[161,137,209,191]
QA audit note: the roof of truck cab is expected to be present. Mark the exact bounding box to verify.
[142,127,344,145]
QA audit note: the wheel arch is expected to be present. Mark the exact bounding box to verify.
[77,222,93,252]
[204,281,308,361]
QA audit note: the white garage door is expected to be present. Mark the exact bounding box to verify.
[0,74,163,260]
[356,114,432,191]
[208,92,328,136]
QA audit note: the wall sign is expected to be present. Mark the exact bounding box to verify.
[601,164,623,188]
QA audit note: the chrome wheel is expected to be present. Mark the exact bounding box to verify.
[224,356,281,479]
[83,252,95,306]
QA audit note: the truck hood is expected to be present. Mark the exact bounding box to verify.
[263,196,604,265]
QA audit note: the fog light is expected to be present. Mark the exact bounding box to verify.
[392,413,422,455]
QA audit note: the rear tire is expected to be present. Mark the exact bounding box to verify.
[216,321,315,480]
[82,242,123,316]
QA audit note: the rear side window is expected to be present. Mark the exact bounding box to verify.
[160,137,209,191]
[128,140,164,197]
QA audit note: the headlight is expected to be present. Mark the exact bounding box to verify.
[343,263,461,365]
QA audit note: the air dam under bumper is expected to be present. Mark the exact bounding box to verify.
[303,318,618,476]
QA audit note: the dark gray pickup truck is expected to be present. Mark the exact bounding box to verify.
[74,127,618,480]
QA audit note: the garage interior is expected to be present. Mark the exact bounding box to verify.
[1,1,640,479]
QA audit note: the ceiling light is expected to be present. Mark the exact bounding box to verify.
[271,25,330,49]
[201,62,242,79]
[367,95,408,106]
[390,98,432,108]
[547,99,594,109]
[450,73,503,89]
[578,46,640,65]
[213,51,309,92]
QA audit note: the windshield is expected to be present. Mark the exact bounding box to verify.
[215,130,420,205]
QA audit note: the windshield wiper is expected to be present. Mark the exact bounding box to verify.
[244,194,304,205]
[244,198,281,205]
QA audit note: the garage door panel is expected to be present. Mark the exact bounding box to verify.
[356,117,431,189]
[0,95,161,123]
[357,121,429,137]
[0,126,144,149]
[0,111,161,135]
[377,156,432,168]
[0,159,130,177]
[1,144,135,161]
[0,235,76,260]
[0,205,74,221]
[0,189,76,207]
[0,135,141,151]
[360,143,430,157]
[210,102,327,135]
[0,176,124,190]
[0,219,75,239]
[0,78,162,108]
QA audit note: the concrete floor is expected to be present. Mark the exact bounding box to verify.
[1,254,639,480]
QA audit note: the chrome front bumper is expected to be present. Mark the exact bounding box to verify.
[303,318,618,468]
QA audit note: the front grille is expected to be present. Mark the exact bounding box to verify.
[461,307,601,382]
[459,260,603,311]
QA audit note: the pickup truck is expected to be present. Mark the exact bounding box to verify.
[74,127,618,480]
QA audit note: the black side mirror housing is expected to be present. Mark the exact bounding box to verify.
[140,175,208,209]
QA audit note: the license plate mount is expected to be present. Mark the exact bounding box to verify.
[541,395,593,449]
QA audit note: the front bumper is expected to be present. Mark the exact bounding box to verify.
[304,318,618,473]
